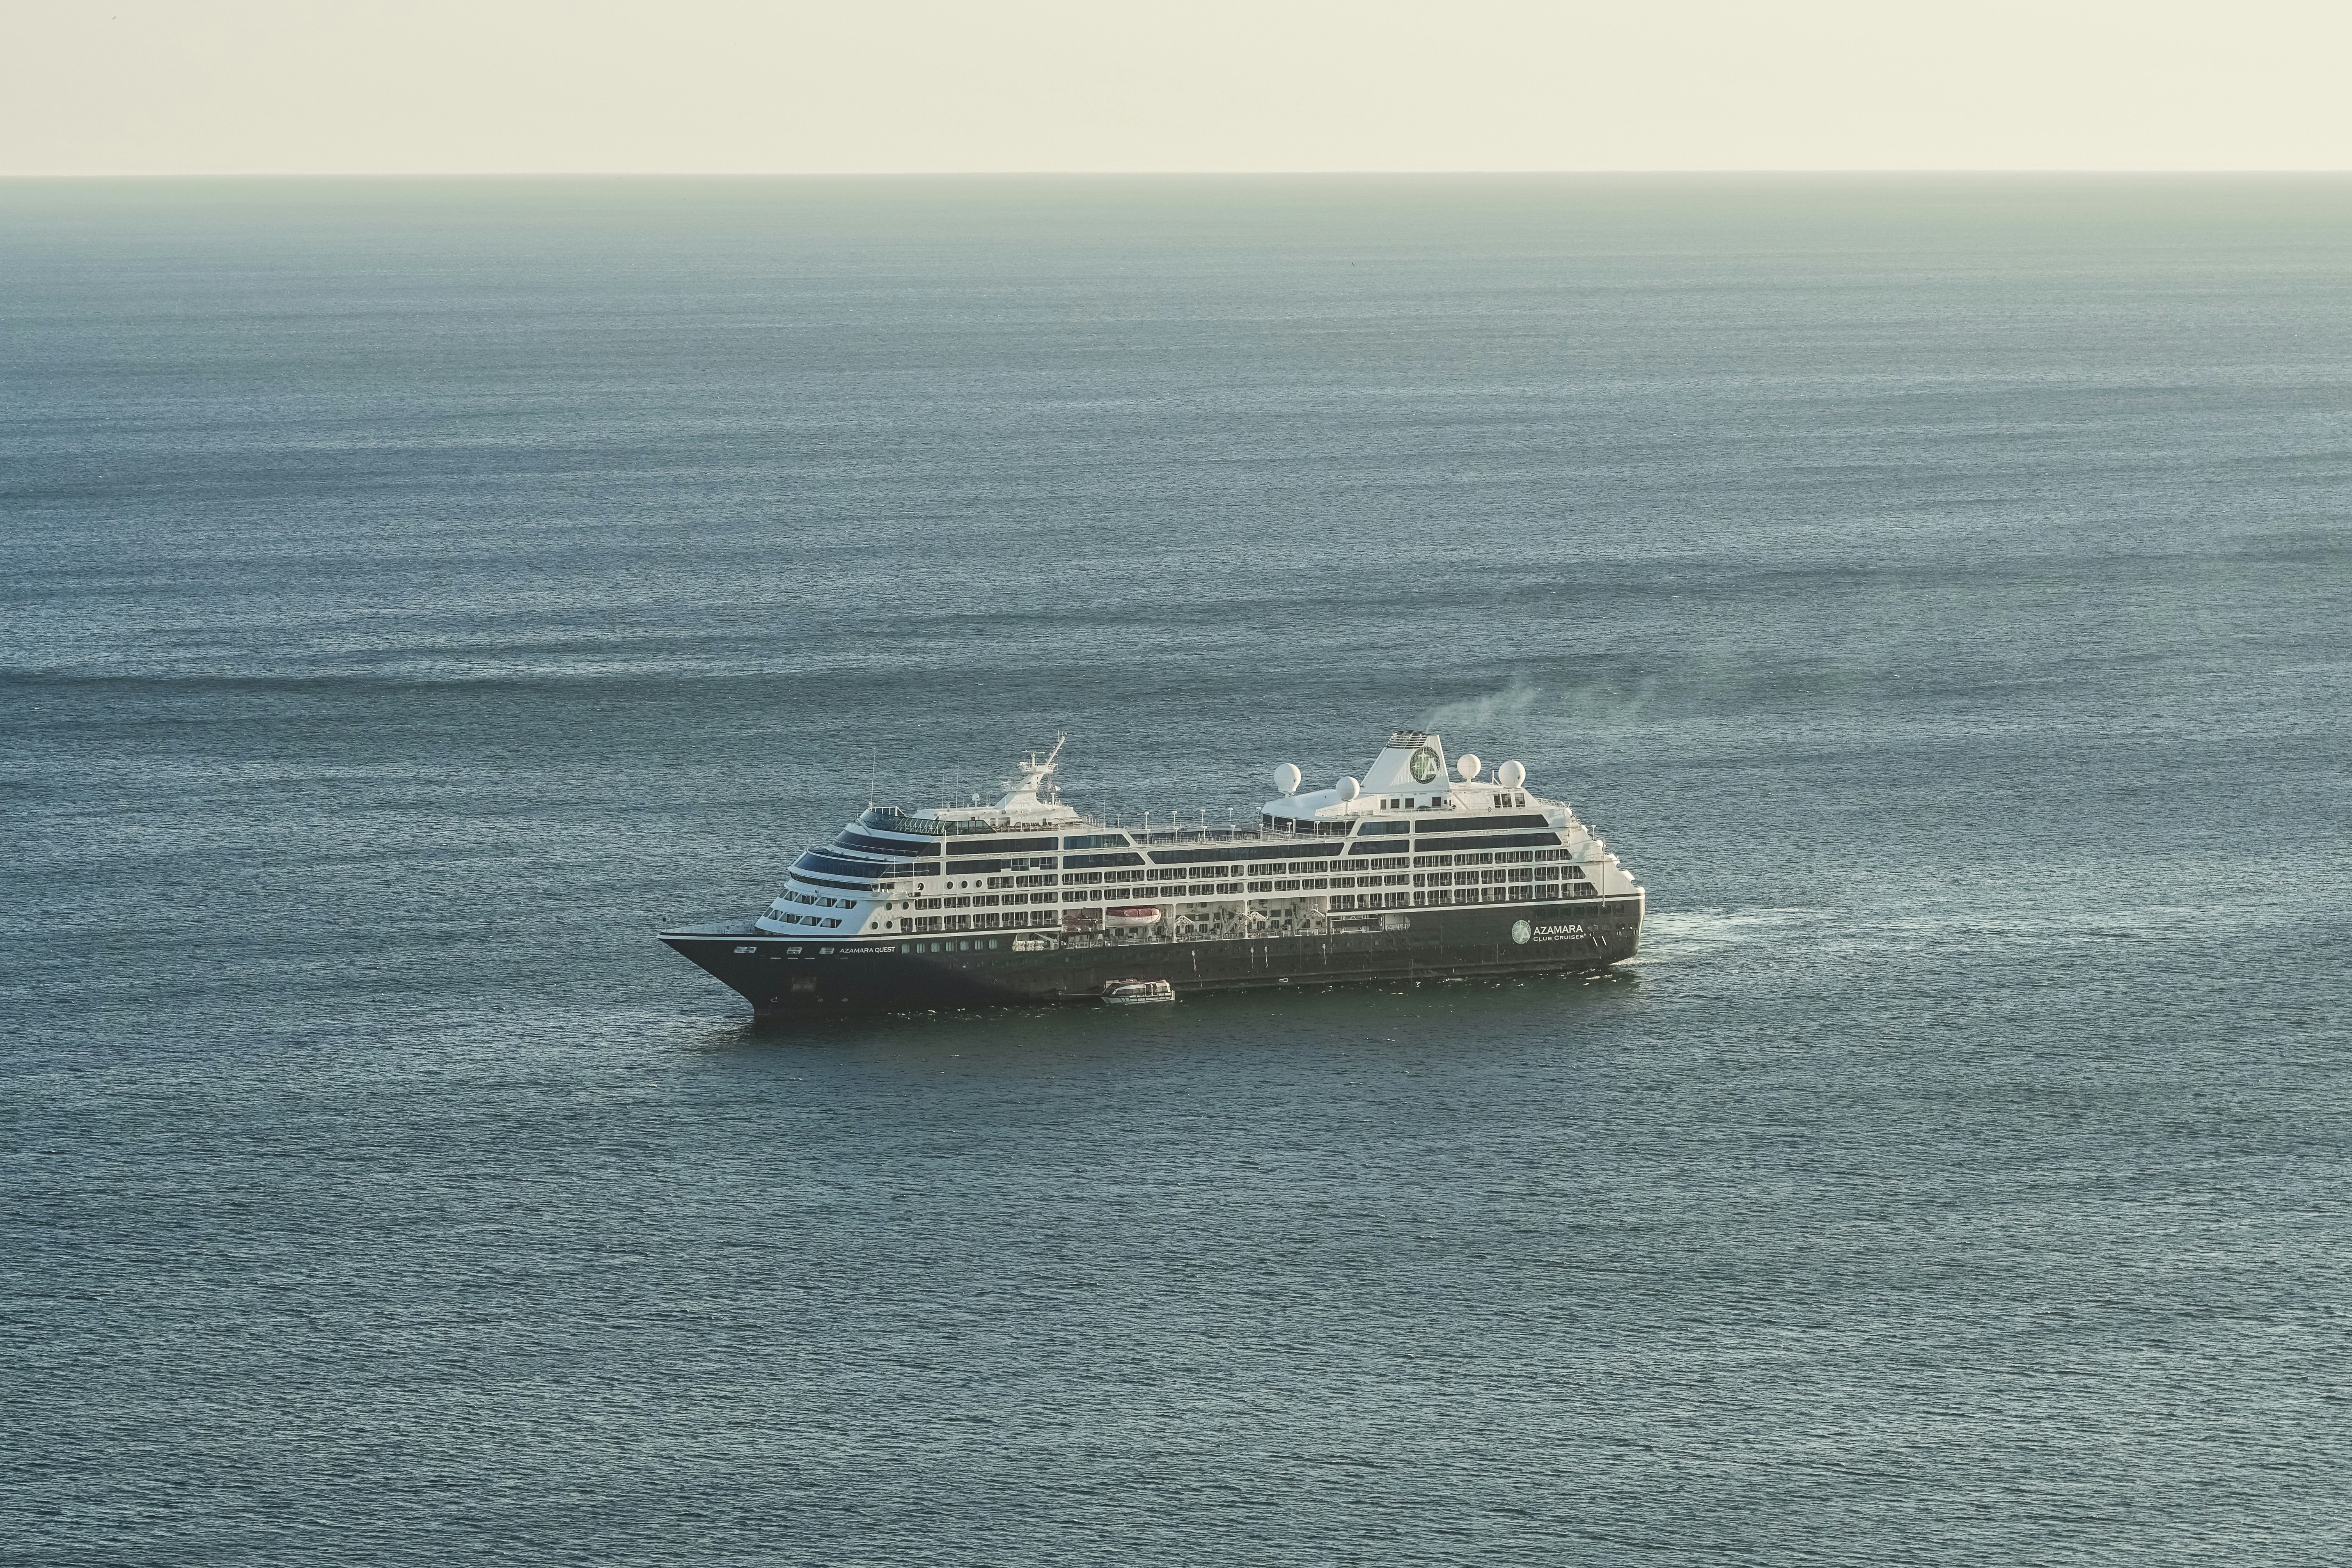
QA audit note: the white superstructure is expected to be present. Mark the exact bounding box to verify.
[750,730,1639,944]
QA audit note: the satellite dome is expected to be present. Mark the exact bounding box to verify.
[1336,776,1361,800]
[1497,759,1526,788]
[1274,762,1302,794]
[1456,754,1482,782]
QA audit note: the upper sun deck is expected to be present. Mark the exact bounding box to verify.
[844,729,1557,857]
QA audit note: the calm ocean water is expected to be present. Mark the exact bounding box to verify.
[4,176,2349,1563]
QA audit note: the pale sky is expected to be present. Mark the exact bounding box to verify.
[6,0,2349,175]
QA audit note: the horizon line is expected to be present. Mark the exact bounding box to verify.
[7,167,2352,181]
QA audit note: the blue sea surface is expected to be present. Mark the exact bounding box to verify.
[4,176,2349,1563]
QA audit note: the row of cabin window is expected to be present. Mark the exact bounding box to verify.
[777,890,853,908]
[1065,864,1355,884]
[1240,874,1593,901]
[837,814,1549,880]
[825,841,1558,897]
[830,864,1587,910]
[871,880,1605,934]
[775,892,856,912]
[907,883,1254,910]
[1413,884,1597,907]
[1085,861,1355,883]
[1415,868,1552,887]
[821,862,1580,912]
[1412,849,1543,869]
[885,890,1603,937]
[936,873,1433,909]
[1257,816,1353,836]
[825,861,1408,899]
[909,891,1095,910]
[890,881,1603,931]
[1088,879,1449,908]
[898,910,1064,935]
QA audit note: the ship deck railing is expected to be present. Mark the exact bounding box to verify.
[860,805,1350,848]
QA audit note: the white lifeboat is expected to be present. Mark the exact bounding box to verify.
[1103,906,1162,929]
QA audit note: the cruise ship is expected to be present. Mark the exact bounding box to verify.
[659,731,1643,1016]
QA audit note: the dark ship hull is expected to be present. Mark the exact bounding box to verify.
[662,893,1642,1019]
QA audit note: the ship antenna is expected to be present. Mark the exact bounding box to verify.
[1040,732,1066,802]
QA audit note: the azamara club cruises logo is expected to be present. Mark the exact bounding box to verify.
[1510,920,1531,944]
